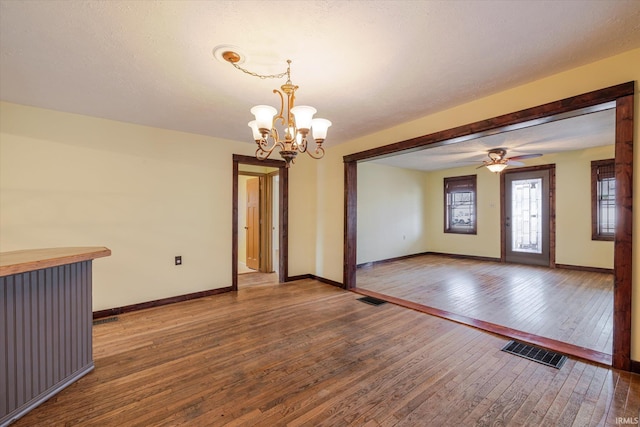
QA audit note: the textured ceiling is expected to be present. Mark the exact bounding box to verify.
[371,107,616,171]
[1,0,639,147]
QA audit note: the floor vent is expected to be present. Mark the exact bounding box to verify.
[501,340,567,369]
[93,316,118,326]
[357,296,387,306]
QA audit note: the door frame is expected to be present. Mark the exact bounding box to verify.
[501,164,556,267]
[238,172,274,273]
[343,82,635,371]
[232,154,289,291]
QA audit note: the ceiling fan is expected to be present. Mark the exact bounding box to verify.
[478,148,542,173]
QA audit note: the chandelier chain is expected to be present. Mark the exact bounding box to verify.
[229,61,289,80]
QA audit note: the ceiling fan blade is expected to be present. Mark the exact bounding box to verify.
[476,164,487,169]
[507,153,543,161]
[506,160,524,166]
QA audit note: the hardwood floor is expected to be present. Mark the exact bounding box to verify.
[238,271,279,287]
[357,255,613,357]
[12,279,638,426]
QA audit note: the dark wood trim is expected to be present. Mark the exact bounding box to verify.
[359,253,611,274]
[344,161,357,289]
[426,252,501,263]
[286,273,344,288]
[233,154,287,169]
[549,166,557,269]
[357,251,500,269]
[232,154,289,290]
[279,161,289,281]
[631,360,640,375]
[612,94,634,371]
[232,159,239,290]
[311,275,344,288]
[93,287,233,319]
[500,164,556,268]
[357,251,432,269]
[343,81,635,371]
[352,288,612,367]
[237,171,267,178]
[344,82,634,163]
[555,264,614,275]
[286,274,313,281]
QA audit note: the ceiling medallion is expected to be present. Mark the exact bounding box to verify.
[215,46,331,167]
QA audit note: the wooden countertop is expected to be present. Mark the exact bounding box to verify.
[0,247,111,277]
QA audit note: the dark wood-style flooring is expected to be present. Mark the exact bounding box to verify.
[238,271,279,287]
[356,254,613,360]
[13,279,638,426]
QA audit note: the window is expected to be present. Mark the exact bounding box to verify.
[444,175,477,234]
[591,159,615,241]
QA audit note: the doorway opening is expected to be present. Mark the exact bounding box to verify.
[232,154,289,291]
[237,171,279,276]
[343,82,634,371]
[502,165,554,267]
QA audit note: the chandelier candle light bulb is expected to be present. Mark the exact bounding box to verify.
[290,106,316,133]
[250,105,278,135]
[311,118,331,142]
[215,46,331,167]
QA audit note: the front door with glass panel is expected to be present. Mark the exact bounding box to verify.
[504,169,550,266]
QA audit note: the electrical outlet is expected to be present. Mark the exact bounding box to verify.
[175,256,182,265]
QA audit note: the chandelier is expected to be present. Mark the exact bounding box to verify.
[220,49,331,167]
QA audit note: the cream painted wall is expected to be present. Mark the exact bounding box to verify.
[317,48,640,359]
[358,145,614,268]
[0,102,320,311]
[425,166,501,258]
[357,162,429,264]
[287,154,318,277]
[526,145,615,269]
[423,145,615,268]
[238,164,277,174]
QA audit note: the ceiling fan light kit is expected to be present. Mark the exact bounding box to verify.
[481,148,542,173]
[486,162,509,173]
[214,45,331,168]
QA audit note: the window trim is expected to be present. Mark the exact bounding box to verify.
[444,174,477,235]
[591,158,615,241]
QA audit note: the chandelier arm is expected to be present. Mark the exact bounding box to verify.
[273,90,286,126]
[256,138,287,160]
[270,128,281,144]
[255,147,272,160]
[288,91,296,127]
[257,137,282,153]
[306,146,325,160]
[257,139,273,153]
[294,137,307,153]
